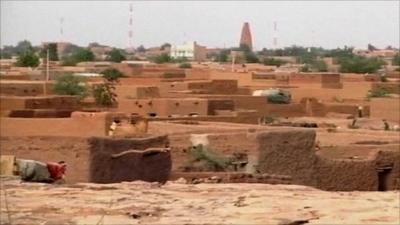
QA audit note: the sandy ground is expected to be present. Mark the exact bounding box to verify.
[0,177,399,225]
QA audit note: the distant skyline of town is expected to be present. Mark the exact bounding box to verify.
[1,1,399,50]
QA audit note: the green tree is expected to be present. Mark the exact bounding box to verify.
[105,48,126,62]
[62,44,81,56]
[101,68,124,82]
[73,48,95,62]
[297,53,316,64]
[311,60,328,72]
[40,43,59,61]
[244,51,259,63]
[393,53,400,66]
[339,56,384,73]
[16,50,40,67]
[15,40,34,54]
[136,45,146,52]
[263,57,287,67]
[61,48,94,66]
[93,67,120,107]
[173,57,188,63]
[324,47,354,58]
[300,65,310,72]
[179,62,192,68]
[160,43,171,50]
[214,50,229,62]
[0,51,12,59]
[153,53,172,64]
[52,74,89,99]
[92,83,117,107]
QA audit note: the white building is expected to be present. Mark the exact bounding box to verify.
[170,41,207,62]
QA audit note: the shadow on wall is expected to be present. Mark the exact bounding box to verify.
[255,129,400,191]
[89,135,171,183]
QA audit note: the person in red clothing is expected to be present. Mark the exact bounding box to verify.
[46,161,67,183]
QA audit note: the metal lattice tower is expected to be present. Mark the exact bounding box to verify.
[273,21,278,49]
[60,17,64,42]
[128,3,133,50]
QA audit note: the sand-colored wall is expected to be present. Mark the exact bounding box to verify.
[0,81,54,96]
[185,68,211,80]
[117,98,208,117]
[0,112,115,137]
[115,85,160,99]
[0,135,171,183]
[256,129,400,191]
[0,136,90,183]
[209,71,253,86]
[370,98,400,122]
[0,96,79,112]
[371,82,400,94]
[283,82,372,102]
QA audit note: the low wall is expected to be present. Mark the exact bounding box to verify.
[256,129,316,186]
[370,98,400,122]
[313,158,376,191]
[0,112,119,137]
[88,136,170,183]
[185,68,211,80]
[324,103,370,117]
[0,95,79,111]
[116,85,160,99]
[187,80,238,94]
[255,129,400,191]
[371,82,400,94]
[207,99,235,115]
[0,81,54,96]
[117,98,208,117]
[0,135,170,183]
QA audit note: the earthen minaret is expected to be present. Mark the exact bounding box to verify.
[239,22,253,50]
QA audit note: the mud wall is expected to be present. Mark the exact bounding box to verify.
[185,68,211,80]
[168,132,258,172]
[0,135,171,183]
[251,72,275,80]
[375,150,400,190]
[88,135,170,183]
[210,80,238,94]
[324,103,370,117]
[313,158,376,191]
[0,81,54,96]
[200,95,306,118]
[255,129,400,191]
[0,96,79,111]
[371,82,400,94]
[256,129,316,186]
[207,99,235,115]
[7,109,73,118]
[116,85,160,99]
[0,112,118,137]
[112,63,143,76]
[0,136,90,183]
[117,98,208,117]
[370,98,400,122]
[289,73,322,83]
[284,82,371,102]
[209,71,253,86]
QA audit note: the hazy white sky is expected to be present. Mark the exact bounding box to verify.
[1,1,399,50]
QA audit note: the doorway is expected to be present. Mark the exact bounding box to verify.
[377,167,392,191]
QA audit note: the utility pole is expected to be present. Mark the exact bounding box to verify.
[44,49,49,95]
[231,51,236,72]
